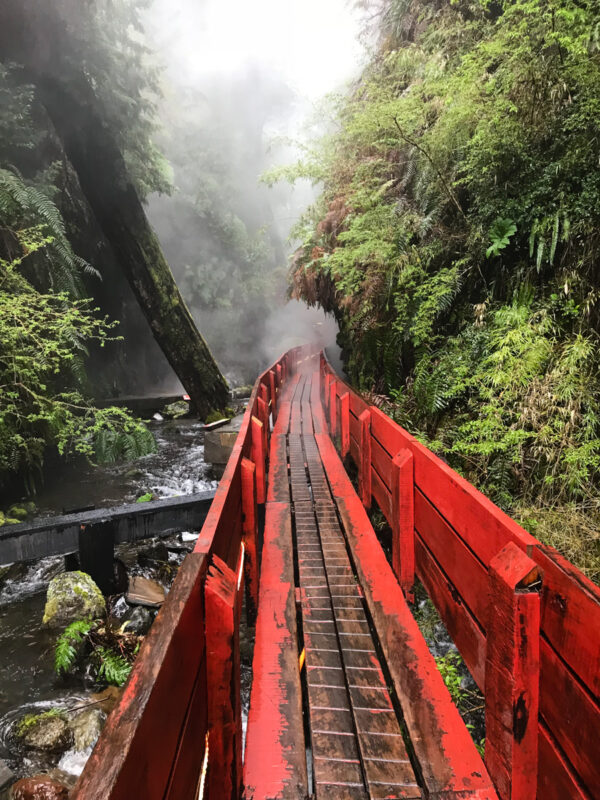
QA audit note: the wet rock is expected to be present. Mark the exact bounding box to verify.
[89,685,122,715]
[15,712,73,754]
[137,542,169,569]
[126,576,165,608]
[162,400,189,419]
[70,708,105,752]
[122,606,154,635]
[44,771,76,792]
[10,775,69,800]
[42,571,105,628]
[0,760,14,792]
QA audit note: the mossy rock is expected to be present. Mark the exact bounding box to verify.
[15,710,73,754]
[7,505,27,521]
[43,571,106,628]
[162,400,189,419]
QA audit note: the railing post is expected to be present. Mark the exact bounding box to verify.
[205,551,243,800]
[340,392,350,458]
[241,457,259,616]
[391,449,415,601]
[257,395,269,450]
[251,416,266,504]
[277,362,283,390]
[329,379,337,437]
[358,409,371,509]
[269,370,277,422]
[485,542,541,800]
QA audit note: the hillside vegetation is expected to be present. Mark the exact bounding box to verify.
[274,0,600,580]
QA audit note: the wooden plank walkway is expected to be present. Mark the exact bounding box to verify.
[245,358,496,800]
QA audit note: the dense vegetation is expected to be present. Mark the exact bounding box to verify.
[0,21,162,488]
[274,0,600,579]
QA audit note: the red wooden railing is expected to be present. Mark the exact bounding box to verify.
[320,352,600,800]
[73,346,306,800]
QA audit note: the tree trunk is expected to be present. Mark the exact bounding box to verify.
[0,2,230,417]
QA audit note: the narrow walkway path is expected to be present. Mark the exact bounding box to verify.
[276,371,420,800]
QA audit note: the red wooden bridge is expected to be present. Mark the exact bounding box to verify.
[73,347,599,800]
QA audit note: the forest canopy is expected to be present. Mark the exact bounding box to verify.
[273,0,600,579]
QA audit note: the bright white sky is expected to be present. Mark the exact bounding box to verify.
[149,0,366,100]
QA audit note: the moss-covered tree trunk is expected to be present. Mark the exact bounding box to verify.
[0,1,229,416]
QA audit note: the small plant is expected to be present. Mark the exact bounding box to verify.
[486,218,517,258]
[136,492,153,503]
[55,619,94,675]
[54,617,142,687]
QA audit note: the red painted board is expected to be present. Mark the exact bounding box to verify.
[533,544,600,699]
[415,490,489,630]
[243,502,307,799]
[163,652,208,800]
[537,723,592,800]
[349,391,369,418]
[349,411,360,445]
[314,429,498,799]
[415,534,486,691]
[484,544,540,800]
[371,435,393,489]
[371,465,392,522]
[391,449,415,598]
[370,407,536,565]
[539,637,600,794]
[73,553,208,800]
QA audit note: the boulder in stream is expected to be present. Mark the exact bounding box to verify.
[42,571,105,628]
[10,776,69,800]
[15,711,73,754]
[70,708,105,752]
[122,605,154,635]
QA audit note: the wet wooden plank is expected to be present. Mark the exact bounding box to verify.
[314,429,498,799]
[243,502,307,799]
[537,723,591,800]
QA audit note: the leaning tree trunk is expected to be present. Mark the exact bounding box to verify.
[0,2,230,417]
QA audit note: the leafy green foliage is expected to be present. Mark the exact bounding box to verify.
[0,226,156,485]
[94,646,132,687]
[272,0,600,577]
[55,619,94,675]
[486,218,517,259]
[54,616,140,687]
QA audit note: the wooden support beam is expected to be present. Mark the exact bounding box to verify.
[323,373,331,411]
[340,392,350,458]
[391,449,415,601]
[329,379,337,437]
[358,409,372,509]
[241,457,259,616]
[269,370,277,422]
[276,363,282,392]
[205,553,242,800]
[251,416,266,505]
[78,521,114,595]
[485,542,541,800]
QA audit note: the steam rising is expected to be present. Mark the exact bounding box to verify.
[142,0,366,383]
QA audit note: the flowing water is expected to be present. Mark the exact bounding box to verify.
[0,417,222,789]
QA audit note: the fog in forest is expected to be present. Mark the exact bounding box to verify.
[141,0,366,384]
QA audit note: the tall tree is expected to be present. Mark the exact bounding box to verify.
[0,0,229,416]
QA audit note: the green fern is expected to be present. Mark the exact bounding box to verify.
[486,218,517,259]
[55,618,94,675]
[95,646,132,687]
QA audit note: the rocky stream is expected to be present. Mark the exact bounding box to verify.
[0,414,243,799]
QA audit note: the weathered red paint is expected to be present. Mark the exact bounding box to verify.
[251,415,266,505]
[269,369,278,421]
[241,457,259,614]
[485,543,540,800]
[243,502,307,799]
[339,391,350,458]
[391,448,415,600]
[205,553,242,800]
[329,378,337,436]
[358,409,371,508]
